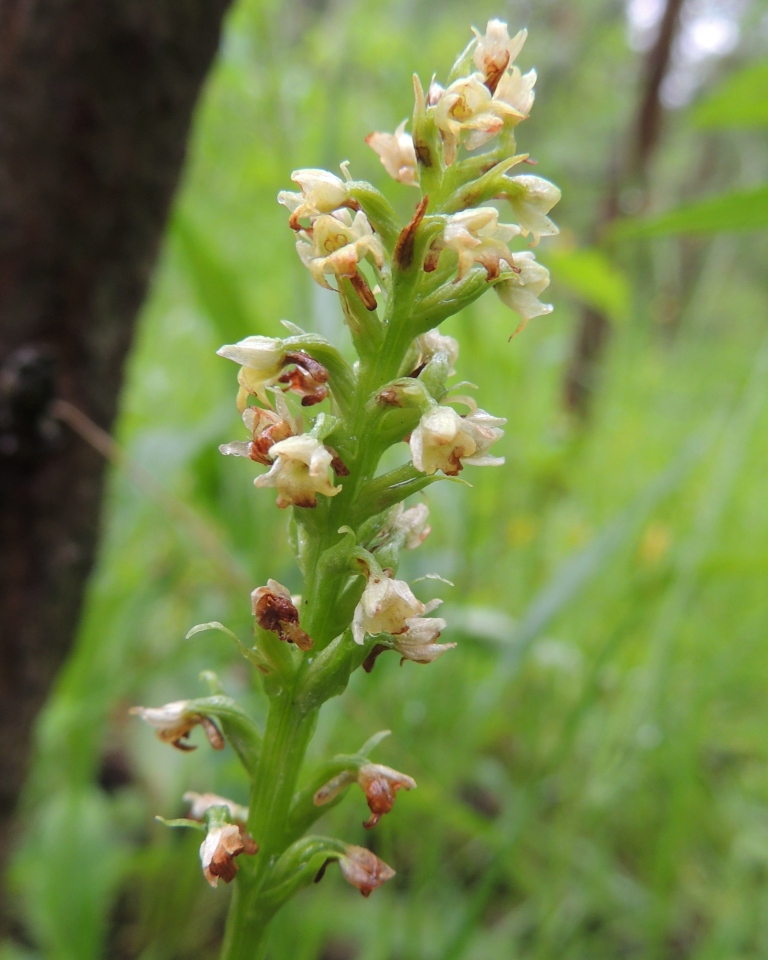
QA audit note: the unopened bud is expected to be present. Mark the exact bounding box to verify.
[338,845,395,897]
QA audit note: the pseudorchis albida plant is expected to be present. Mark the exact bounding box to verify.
[131,19,559,957]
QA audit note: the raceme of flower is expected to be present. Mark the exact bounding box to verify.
[131,19,559,959]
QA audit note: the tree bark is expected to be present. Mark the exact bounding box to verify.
[562,0,686,418]
[0,0,233,882]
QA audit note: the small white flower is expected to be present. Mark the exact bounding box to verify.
[352,575,441,645]
[472,20,527,92]
[184,792,249,823]
[433,75,502,166]
[365,120,419,186]
[495,252,553,330]
[200,823,258,887]
[413,329,460,376]
[494,66,537,119]
[391,502,431,550]
[217,335,286,409]
[255,434,342,508]
[503,175,560,243]
[278,168,350,228]
[409,402,506,476]
[296,209,384,292]
[429,208,519,281]
[393,616,455,665]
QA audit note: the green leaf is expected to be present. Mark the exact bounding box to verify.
[544,247,630,324]
[693,61,768,129]
[610,184,768,240]
[171,213,255,342]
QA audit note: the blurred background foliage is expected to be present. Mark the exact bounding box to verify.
[3,0,768,957]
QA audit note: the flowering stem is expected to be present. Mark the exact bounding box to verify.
[132,18,559,959]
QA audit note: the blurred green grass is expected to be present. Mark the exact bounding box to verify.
[6,0,768,958]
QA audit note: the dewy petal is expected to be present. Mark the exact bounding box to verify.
[365,120,419,186]
[504,174,561,243]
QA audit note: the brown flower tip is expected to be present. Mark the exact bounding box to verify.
[280,352,330,407]
[251,579,314,650]
[394,195,429,270]
[200,823,258,887]
[358,763,417,829]
[339,846,395,897]
[129,702,224,752]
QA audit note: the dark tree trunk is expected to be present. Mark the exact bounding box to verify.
[562,0,686,418]
[0,0,233,883]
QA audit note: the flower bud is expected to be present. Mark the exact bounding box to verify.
[129,701,225,752]
[391,502,431,550]
[255,435,342,508]
[357,763,417,829]
[200,823,258,887]
[365,121,419,186]
[413,329,460,377]
[251,579,313,650]
[338,845,395,897]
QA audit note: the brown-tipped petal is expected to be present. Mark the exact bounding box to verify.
[200,716,225,750]
[339,846,395,897]
[362,643,390,673]
[200,824,258,888]
[349,272,378,311]
[252,580,315,649]
[358,763,416,829]
[394,195,429,270]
